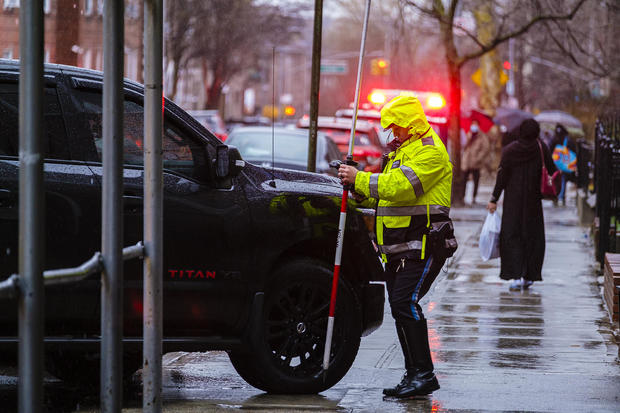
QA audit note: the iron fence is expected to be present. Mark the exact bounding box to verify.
[594,116,620,264]
[576,138,593,192]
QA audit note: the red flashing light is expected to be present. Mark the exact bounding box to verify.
[503,61,511,70]
[426,94,446,110]
[369,91,386,105]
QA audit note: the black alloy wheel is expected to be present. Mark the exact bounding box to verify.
[229,258,362,394]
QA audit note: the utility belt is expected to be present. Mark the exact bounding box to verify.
[378,206,458,262]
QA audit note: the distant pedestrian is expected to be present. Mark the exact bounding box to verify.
[487,119,557,290]
[550,123,577,205]
[462,120,491,204]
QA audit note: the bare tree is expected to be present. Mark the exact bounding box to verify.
[518,0,620,137]
[165,0,193,101]
[403,0,587,204]
[185,0,304,109]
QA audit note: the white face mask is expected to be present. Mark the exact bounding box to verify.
[470,124,479,133]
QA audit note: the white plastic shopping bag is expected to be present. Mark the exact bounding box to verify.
[479,211,501,261]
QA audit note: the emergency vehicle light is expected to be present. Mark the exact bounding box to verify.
[368,91,386,105]
[426,94,446,110]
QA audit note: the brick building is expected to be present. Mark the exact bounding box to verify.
[0,0,143,82]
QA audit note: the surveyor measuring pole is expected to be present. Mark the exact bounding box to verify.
[323,0,372,377]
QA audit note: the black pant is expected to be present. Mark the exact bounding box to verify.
[464,168,480,201]
[384,255,446,322]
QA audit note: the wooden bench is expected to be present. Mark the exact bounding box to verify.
[604,253,620,322]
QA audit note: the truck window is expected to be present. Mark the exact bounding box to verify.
[0,82,70,159]
[68,88,206,180]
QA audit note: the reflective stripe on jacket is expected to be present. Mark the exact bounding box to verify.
[355,129,452,262]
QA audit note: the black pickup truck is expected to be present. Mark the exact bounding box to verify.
[0,60,384,394]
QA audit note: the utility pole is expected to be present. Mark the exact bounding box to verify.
[307,0,323,173]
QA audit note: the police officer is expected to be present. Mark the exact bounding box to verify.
[338,95,454,398]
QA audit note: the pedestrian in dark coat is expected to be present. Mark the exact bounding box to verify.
[487,119,557,290]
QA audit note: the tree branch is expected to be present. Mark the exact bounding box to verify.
[403,0,437,19]
[459,0,588,66]
[447,0,458,22]
[544,21,610,78]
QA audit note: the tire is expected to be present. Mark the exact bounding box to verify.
[229,258,362,394]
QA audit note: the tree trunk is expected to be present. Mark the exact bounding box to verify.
[439,9,465,205]
[475,2,502,113]
[170,60,180,102]
[447,61,465,205]
[206,72,222,110]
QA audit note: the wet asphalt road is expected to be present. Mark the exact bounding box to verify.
[1,184,619,412]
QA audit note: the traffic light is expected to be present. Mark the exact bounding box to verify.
[283,105,296,116]
[370,58,390,76]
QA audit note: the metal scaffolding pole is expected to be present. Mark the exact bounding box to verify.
[143,0,164,411]
[307,0,323,173]
[101,0,125,411]
[18,1,45,412]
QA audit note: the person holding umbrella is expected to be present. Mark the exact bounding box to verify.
[338,95,455,398]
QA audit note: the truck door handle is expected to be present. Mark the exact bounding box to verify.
[0,189,13,206]
[123,195,143,212]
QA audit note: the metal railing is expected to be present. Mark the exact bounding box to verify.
[3,1,165,412]
[594,116,620,264]
[0,242,144,300]
[576,138,593,192]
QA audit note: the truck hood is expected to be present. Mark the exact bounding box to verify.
[243,163,343,197]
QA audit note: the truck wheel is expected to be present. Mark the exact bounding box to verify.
[229,258,362,394]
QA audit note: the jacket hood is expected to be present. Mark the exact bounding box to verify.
[380,96,431,137]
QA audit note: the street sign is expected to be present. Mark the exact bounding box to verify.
[471,68,509,86]
[471,69,482,86]
[321,60,348,75]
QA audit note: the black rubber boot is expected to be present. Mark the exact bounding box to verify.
[383,321,417,396]
[392,318,440,398]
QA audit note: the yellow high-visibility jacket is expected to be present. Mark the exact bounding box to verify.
[354,96,453,262]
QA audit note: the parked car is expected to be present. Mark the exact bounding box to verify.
[334,107,390,149]
[297,116,384,172]
[226,126,342,177]
[187,109,228,142]
[0,60,385,394]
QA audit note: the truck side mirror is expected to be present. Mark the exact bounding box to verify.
[215,144,245,179]
[215,144,230,178]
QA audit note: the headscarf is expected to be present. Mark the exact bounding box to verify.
[501,118,541,164]
[519,118,540,141]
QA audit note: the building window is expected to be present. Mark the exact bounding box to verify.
[2,48,13,59]
[84,0,93,16]
[43,0,50,14]
[3,0,20,9]
[97,0,103,15]
[83,49,92,69]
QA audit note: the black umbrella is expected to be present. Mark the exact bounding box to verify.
[494,107,534,133]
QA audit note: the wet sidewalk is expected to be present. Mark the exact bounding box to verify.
[364,183,620,412]
[109,184,620,412]
[4,184,619,412]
